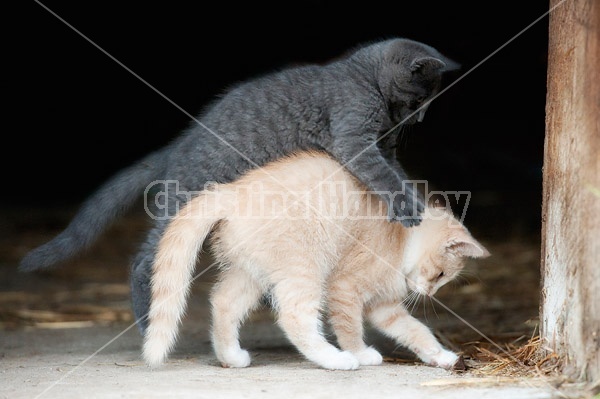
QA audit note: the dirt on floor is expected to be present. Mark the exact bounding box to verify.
[0,206,593,398]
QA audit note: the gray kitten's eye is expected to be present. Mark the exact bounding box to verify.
[416,95,427,104]
[409,96,427,110]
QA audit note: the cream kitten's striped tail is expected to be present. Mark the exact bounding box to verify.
[143,189,228,368]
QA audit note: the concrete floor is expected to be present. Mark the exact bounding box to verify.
[2,309,563,399]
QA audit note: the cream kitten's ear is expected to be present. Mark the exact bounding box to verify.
[446,232,491,259]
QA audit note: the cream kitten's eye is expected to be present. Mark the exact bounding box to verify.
[437,271,444,280]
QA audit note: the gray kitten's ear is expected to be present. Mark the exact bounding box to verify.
[411,57,461,73]
[410,57,447,72]
[443,58,461,71]
[445,235,491,259]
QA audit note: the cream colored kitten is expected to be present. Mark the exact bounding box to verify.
[143,151,490,371]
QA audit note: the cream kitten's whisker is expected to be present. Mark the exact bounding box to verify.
[413,294,423,315]
[454,275,475,289]
[422,297,428,322]
[429,296,441,320]
[403,291,414,306]
[452,275,468,286]
[408,293,422,315]
[400,291,415,306]
[458,270,484,285]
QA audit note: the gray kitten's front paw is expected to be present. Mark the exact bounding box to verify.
[398,214,422,228]
[390,191,424,227]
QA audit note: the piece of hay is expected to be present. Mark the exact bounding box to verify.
[469,334,562,377]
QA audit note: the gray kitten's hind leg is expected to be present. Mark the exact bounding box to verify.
[131,180,185,333]
[130,223,165,333]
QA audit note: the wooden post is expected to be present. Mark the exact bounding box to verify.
[541,0,600,383]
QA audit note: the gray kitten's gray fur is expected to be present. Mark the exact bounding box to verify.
[19,38,459,333]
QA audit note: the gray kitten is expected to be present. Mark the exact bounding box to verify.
[19,37,459,333]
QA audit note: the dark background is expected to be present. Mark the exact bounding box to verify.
[5,1,549,239]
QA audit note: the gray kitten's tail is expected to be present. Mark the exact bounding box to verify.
[19,148,168,272]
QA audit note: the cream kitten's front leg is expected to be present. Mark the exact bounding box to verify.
[328,283,383,366]
[273,278,359,370]
[328,314,383,366]
[367,302,459,369]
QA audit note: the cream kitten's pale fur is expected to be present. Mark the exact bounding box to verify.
[143,151,490,371]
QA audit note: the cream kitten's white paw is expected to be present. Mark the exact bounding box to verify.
[218,347,251,368]
[423,348,459,370]
[315,350,360,370]
[354,347,383,366]
[432,349,459,369]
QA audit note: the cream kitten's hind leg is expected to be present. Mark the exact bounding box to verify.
[368,302,459,370]
[210,267,264,368]
[272,279,359,370]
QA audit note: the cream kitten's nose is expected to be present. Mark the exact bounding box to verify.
[415,284,438,297]
[414,284,429,296]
